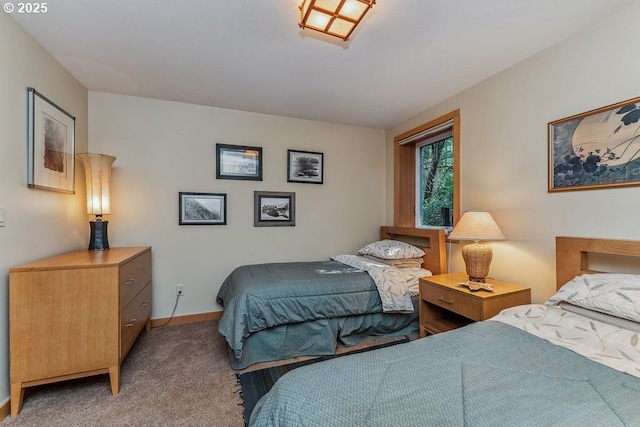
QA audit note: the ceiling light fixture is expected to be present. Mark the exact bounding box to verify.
[299,0,375,41]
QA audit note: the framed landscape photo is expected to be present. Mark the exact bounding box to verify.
[179,192,227,225]
[27,87,76,193]
[216,143,262,181]
[287,149,323,184]
[549,96,640,192]
[254,191,295,227]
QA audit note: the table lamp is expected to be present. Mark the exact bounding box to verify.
[76,153,116,250]
[448,211,505,282]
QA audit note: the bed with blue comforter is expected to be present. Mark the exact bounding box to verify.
[217,228,447,370]
[250,311,640,426]
[217,260,422,369]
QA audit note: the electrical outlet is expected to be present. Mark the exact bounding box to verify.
[176,284,184,296]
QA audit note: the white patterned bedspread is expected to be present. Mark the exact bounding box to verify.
[331,254,431,313]
[492,304,640,378]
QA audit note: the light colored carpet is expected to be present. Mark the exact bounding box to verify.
[1,321,244,427]
[0,321,416,427]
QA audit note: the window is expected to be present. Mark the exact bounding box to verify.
[417,131,454,227]
[394,110,459,229]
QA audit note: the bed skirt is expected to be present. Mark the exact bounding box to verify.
[228,297,418,370]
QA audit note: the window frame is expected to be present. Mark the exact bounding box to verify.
[393,109,460,228]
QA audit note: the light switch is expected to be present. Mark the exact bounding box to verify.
[0,206,5,227]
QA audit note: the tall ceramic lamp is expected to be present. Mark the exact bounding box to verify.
[448,211,505,282]
[76,153,116,250]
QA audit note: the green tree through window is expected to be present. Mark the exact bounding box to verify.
[418,136,453,227]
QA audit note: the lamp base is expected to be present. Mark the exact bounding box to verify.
[461,242,492,282]
[89,218,109,250]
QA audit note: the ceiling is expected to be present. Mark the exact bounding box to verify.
[11,0,635,129]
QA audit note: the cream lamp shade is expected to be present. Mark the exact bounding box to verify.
[448,211,505,282]
[299,0,375,41]
[76,153,116,250]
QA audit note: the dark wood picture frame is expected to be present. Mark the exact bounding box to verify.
[27,87,76,193]
[216,143,262,181]
[179,192,227,225]
[254,191,295,227]
[287,149,323,184]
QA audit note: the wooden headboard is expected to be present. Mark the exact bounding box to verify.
[556,236,640,289]
[380,226,447,275]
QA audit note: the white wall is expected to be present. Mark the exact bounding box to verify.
[88,92,386,319]
[0,13,88,407]
[386,1,640,303]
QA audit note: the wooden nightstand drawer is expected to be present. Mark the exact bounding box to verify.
[419,272,531,337]
[422,282,482,320]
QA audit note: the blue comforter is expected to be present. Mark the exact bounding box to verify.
[217,261,384,361]
[250,321,640,426]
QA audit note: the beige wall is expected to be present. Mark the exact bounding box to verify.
[386,1,640,303]
[4,0,640,411]
[88,92,386,319]
[0,13,88,405]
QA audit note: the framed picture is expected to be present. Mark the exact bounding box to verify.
[549,96,640,192]
[216,143,262,181]
[254,191,295,227]
[27,87,76,193]
[179,192,227,225]
[287,149,323,184]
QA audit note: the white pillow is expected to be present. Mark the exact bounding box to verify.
[546,273,640,322]
[558,302,640,333]
[358,239,425,260]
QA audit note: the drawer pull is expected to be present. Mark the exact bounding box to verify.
[125,319,137,327]
[142,300,150,307]
[141,267,150,273]
[125,279,135,285]
[438,296,454,304]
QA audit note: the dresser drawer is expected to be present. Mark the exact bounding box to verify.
[119,250,152,308]
[422,282,481,320]
[120,283,152,360]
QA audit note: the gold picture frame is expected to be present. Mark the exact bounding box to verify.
[548,96,640,192]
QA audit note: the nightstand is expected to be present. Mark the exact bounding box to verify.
[419,272,530,337]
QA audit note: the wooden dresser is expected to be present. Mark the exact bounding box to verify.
[9,246,152,417]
